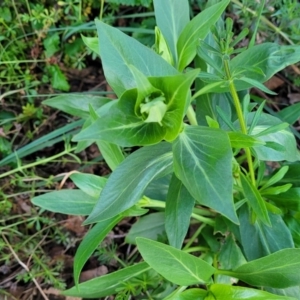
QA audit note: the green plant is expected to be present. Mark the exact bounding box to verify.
[32,0,300,299]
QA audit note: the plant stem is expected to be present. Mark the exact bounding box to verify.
[186,105,198,125]
[143,199,215,226]
[0,147,77,179]
[183,223,206,250]
[223,60,256,186]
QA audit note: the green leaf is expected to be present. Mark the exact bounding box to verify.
[230,43,300,91]
[165,174,195,249]
[177,0,230,71]
[81,35,99,56]
[239,205,294,261]
[43,95,110,118]
[239,77,277,95]
[217,235,247,284]
[285,216,300,248]
[74,215,122,286]
[96,20,178,97]
[267,188,300,211]
[260,184,292,196]
[240,173,270,225]
[260,166,289,190]
[74,71,198,146]
[84,143,173,224]
[126,212,166,244]
[251,126,299,162]
[63,262,151,298]
[209,284,297,300]
[165,288,207,300]
[223,249,300,288]
[73,97,164,147]
[47,65,70,92]
[96,140,124,171]
[136,237,215,285]
[43,33,60,57]
[266,286,300,299]
[70,173,107,198]
[172,125,238,224]
[277,102,300,124]
[227,131,265,148]
[153,0,189,65]
[32,190,96,215]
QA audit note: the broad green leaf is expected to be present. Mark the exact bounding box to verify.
[165,174,195,249]
[239,113,300,162]
[280,162,300,187]
[84,143,173,224]
[153,0,189,65]
[227,131,265,148]
[165,288,207,300]
[74,71,198,146]
[201,44,300,93]
[96,20,178,97]
[172,125,238,224]
[136,237,215,285]
[266,286,300,299]
[96,140,124,171]
[74,215,122,286]
[239,205,294,261]
[73,96,165,147]
[222,249,300,288]
[177,0,230,71]
[32,190,96,215]
[43,94,110,119]
[267,188,300,211]
[285,216,300,248]
[230,44,300,90]
[63,262,151,298]
[217,234,247,284]
[240,173,270,225]
[125,212,166,245]
[82,35,99,55]
[70,173,107,198]
[145,174,171,201]
[277,102,300,124]
[208,284,297,300]
[252,127,299,161]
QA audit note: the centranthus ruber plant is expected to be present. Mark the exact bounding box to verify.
[33,0,300,299]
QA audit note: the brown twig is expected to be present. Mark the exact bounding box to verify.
[1,233,49,300]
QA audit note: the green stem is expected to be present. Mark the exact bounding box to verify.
[224,60,256,186]
[183,223,206,250]
[0,147,77,179]
[143,199,215,226]
[100,0,105,20]
[186,105,198,125]
[183,246,210,253]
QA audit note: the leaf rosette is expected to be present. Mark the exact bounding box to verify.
[74,68,198,147]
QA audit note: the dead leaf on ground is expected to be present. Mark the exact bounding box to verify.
[264,75,284,90]
[79,265,108,283]
[63,216,86,236]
